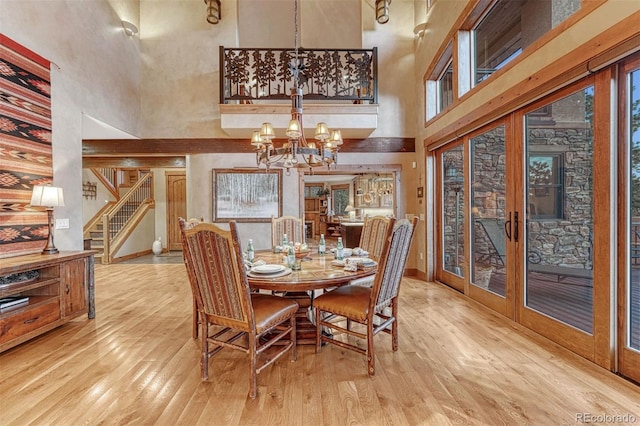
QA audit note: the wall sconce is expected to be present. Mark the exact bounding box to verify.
[121,20,138,37]
[205,0,221,24]
[413,22,428,37]
[30,185,65,255]
[375,0,391,24]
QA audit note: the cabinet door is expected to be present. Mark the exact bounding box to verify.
[61,259,87,317]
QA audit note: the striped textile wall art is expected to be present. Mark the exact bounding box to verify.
[0,34,52,258]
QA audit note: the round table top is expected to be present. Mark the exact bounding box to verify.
[246,250,376,292]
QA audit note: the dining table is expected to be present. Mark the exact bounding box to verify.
[246,249,377,344]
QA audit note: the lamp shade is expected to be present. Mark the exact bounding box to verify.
[329,130,343,146]
[345,204,355,212]
[285,119,302,138]
[314,122,330,140]
[250,131,263,146]
[260,122,275,140]
[31,185,64,208]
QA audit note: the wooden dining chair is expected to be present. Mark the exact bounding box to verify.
[314,217,418,376]
[270,215,311,326]
[178,217,205,339]
[348,216,395,288]
[180,219,298,399]
[358,215,394,262]
[271,215,305,247]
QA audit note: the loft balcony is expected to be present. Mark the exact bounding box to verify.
[219,46,379,139]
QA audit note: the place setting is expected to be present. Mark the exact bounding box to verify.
[330,247,376,271]
[246,263,292,279]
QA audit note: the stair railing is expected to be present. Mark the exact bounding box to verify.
[102,172,154,263]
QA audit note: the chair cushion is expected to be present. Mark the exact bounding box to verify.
[251,294,298,334]
[313,285,371,322]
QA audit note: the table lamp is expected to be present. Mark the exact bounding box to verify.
[30,185,64,254]
[345,204,356,221]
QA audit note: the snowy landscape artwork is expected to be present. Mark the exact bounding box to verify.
[213,169,282,222]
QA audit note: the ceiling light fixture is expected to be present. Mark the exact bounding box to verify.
[205,0,221,24]
[121,20,138,36]
[375,0,391,24]
[250,0,343,175]
[413,22,428,37]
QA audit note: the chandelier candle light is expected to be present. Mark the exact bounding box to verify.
[250,0,343,175]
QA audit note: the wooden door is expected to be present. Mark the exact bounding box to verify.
[166,171,186,251]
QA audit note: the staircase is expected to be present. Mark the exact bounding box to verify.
[83,169,154,264]
[85,201,140,262]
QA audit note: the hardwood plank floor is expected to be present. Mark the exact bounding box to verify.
[1,261,639,425]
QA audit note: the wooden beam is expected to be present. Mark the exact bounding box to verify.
[82,137,415,156]
[82,156,186,168]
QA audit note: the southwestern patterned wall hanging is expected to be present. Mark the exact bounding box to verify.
[0,35,52,258]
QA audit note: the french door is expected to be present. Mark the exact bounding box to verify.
[437,120,515,318]
[516,79,607,362]
[435,74,613,366]
[618,53,640,383]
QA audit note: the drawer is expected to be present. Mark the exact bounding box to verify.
[0,300,61,344]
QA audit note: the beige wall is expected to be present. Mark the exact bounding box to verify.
[1,0,142,251]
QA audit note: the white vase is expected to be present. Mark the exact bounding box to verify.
[152,237,162,255]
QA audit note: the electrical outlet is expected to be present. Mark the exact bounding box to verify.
[419,252,424,260]
[55,218,69,229]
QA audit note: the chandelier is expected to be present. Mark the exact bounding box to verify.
[250,0,343,175]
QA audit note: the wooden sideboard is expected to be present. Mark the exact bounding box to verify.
[0,251,95,353]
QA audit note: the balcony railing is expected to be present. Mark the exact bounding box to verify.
[220,46,377,104]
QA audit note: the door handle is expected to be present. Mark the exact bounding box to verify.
[514,211,519,242]
[504,212,512,241]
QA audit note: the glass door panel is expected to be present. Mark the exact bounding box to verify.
[524,87,594,333]
[619,58,640,382]
[471,125,506,296]
[629,66,640,352]
[442,146,465,278]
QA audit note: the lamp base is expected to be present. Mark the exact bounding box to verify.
[41,247,59,255]
[41,208,58,255]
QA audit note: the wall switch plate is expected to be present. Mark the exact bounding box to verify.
[55,218,69,229]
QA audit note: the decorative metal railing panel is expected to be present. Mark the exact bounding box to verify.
[220,46,377,104]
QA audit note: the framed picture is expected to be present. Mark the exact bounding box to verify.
[212,169,282,222]
[417,187,424,198]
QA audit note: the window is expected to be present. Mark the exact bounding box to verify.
[472,0,579,85]
[473,0,525,84]
[528,153,563,219]
[425,42,453,121]
[438,60,454,112]
[331,185,350,216]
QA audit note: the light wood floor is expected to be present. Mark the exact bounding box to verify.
[1,262,639,425]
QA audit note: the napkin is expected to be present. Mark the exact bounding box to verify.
[344,258,358,272]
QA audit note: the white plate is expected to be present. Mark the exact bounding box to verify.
[251,264,285,274]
